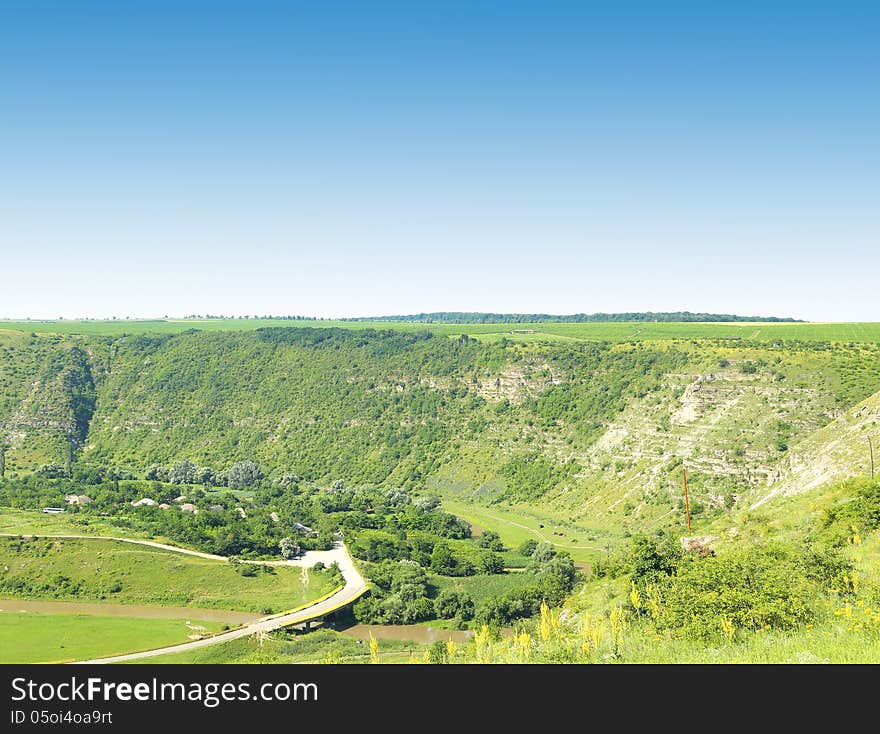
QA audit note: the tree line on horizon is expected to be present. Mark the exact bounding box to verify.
[345,312,801,324]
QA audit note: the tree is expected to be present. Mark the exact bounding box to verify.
[517,539,538,557]
[478,530,504,551]
[530,542,557,565]
[195,466,215,486]
[434,590,475,621]
[279,537,300,560]
[534,553,577,604]
[429,542,457,575]
[628,534,682,581]
[226,461,264,489]
[169,459,196,485]
[145,464,169,482]
[413,495,441,512]
[477,551,505,574]
[425,640,448,664]
[351,530,400,562]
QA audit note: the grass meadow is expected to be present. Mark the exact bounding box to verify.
[0,535,338,614]
[0,612,224,663]
[3,319,880,343]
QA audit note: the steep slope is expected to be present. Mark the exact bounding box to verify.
[499,349,844,530]
[0,331,97,472]
[83,328,508,484]
[750,389,880,508]
[1,326,879,528]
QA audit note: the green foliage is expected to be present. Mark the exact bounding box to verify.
[350,530,402,562]
[475,548,577,626]
[477,530,504,551]
[433,589,475,622]
[529,343,692,445]
[224,461,265,489]
[628,534,683,581]
[820,479,880,543]
[476,551,505,574]
[353,560,433,624]
[651,544,829,639]
[501,454,578,501]
[429,542,474,577]
[3,326,880,516]
[0,536,336,612]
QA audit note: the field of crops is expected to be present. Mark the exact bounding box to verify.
[3,319,880,343]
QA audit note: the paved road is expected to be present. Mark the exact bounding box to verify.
[77,543,367,663]
[0,533,368,663]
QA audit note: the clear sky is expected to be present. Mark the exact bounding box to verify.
[1,1,877,320]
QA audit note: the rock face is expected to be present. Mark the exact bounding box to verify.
[541,363,837,522]
[1,327,879,528]
[751,393,880,508]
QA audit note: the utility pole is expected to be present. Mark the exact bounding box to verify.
[682,466,691,534]
[870,436,875,481]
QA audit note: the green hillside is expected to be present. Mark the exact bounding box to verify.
[3,322,880,662]
[1,325,880,526]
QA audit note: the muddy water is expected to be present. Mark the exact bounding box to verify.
[340,624,474,644]
[0,598,259,624]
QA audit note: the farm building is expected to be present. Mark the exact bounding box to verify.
[131,497,156,507]
[65,494,92,505]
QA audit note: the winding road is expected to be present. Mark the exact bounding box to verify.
[1,533,368,664]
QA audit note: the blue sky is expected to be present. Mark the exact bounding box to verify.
[1,1,877,320]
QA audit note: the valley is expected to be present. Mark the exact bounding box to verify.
[1,319,879,663]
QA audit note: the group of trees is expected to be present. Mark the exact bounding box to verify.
[145,459,264,489]
[352,312,800,324]
[7,325,878,510]
[1,460,588,629]
[591,523,855,640]
[475,543,578,626]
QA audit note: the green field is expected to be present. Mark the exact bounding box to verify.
[139,628,423,664]
[0,612,224,663]
[0,508,155,540]
[431,571,543,606]
[440,499,617,563]
[0,534,338,614]
[4,319,880,343]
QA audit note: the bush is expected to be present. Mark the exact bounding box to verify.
[820,479,880,542]
[627,534,682,581]
[653,544,821,639]
[476,551,505,574]
[433,590,475,621]
[478,530,504,551]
